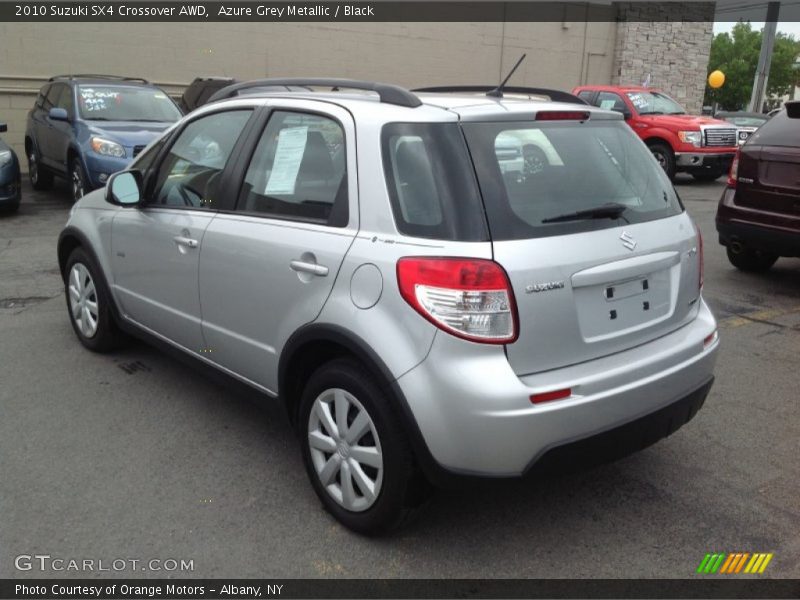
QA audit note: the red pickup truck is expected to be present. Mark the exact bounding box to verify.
[572,85,739,181]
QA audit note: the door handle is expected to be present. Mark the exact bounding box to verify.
[290,260,329,277]
[173,235,199,249]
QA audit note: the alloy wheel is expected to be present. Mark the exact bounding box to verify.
[68,263,99,338]
[307,388,383,512]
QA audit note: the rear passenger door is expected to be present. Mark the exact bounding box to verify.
[198,102,357,393]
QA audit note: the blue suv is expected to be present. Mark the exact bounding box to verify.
[25,75,182,202]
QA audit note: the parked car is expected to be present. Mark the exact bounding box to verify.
[716,101,800,272]
[58,78,718,534]
[0,122,21,213]
[180,76,314,113]
[25,75,182,203]
[573,85,739,181]
[179,76,236,113]
[714,111,770,145]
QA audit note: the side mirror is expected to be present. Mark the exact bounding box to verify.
[616,107,632,120]
[0,122,6,133]
[49,107,69,121]
[106,171,143,207]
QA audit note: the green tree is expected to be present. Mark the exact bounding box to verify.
[704,22,800,111]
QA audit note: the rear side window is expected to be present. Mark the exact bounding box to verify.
[747,111,800,147]
[462,120,683,240]
[237,111,348,227]
[381,123,488,241]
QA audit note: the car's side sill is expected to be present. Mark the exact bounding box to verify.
[118,315,279,398]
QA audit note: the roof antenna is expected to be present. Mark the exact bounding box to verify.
[487,54,527,98]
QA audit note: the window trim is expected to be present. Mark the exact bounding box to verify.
[227,106,351,229]
[141,106,259,213]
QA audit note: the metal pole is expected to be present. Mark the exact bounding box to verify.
[748,2,780,112]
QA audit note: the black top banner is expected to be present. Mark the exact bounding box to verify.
[3,579,800,599]
[0,1,758,23]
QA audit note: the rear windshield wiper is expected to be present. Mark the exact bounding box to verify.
[542,203,628,224]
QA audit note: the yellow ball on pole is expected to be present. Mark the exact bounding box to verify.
[708,70,725,89]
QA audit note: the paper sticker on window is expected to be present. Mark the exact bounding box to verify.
[628,93,647,109]
[265,126,308,195]
[600,99,617,110]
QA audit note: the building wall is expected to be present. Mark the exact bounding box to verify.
[0,19,617,162]
[612,3,715,115]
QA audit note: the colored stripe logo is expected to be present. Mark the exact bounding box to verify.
[697,552,773,574]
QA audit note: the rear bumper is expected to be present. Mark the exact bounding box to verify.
[397,299,718,477]
[716,187,800,257]
[675,151,735,171]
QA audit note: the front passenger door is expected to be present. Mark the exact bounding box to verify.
[111,109,253,351]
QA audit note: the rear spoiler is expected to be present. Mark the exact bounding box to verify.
[786,101,799,119]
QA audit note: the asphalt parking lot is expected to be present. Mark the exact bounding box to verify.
[1,176,798,579]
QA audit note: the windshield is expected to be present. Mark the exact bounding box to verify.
[626,91,686,115]
[461,120,683,240]
[724,116,768,127]
[78,86,182,122]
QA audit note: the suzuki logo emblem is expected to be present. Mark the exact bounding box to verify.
[620,231,637,251]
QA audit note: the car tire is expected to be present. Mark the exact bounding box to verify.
[69,157,89,203]
[299,358,431,535]
[64,247,124,352]
[648,142,676,180]
[726,246,778,273]
[28,148,54,190]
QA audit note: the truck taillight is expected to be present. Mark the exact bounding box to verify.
[396,257,518,344]
[727,150,740,187]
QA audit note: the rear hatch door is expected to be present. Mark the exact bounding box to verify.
[462,116,702,375]
[736,111,800,217]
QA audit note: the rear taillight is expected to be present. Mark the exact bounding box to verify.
[396,257,518,344]
[727,150,740,187]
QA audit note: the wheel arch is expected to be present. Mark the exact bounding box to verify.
[279,324,399,427]
[58,226,124,324]
[278,323,455,486]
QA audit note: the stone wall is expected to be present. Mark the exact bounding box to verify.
[612,3,715,114]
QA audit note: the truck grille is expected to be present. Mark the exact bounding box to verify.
[132,145,146,157]
[704,128,736,147]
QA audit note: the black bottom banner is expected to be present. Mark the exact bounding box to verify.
[2,579,800,599]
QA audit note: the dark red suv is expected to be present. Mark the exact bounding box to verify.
[716,101,800,272]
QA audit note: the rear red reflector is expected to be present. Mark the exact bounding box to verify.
[530,388,572,404]
[704,330,718,348]
[535,111,590,121]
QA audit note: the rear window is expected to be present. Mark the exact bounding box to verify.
[461,120,683,240]
[747,111,800,147]
[381,123,488,241]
